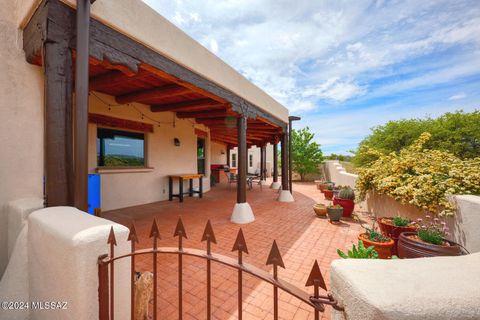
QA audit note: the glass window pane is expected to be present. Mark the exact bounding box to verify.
[97,128,145,167]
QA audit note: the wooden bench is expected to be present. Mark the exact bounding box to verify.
[168,174,203,202]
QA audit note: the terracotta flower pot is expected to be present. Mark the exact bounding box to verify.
[327,207,343,222]
[319,183,330,192]
[377,217,417,255]
[313,204,327,217]
[333,198,355,218]
[358,233,394,259]
[397,232,464,259]
[323,190,334,200]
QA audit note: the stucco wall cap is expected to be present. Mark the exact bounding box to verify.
[331,253,480,319]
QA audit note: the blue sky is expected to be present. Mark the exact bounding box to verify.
[142,0,480,155]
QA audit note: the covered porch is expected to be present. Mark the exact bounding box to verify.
[23,0,293,222]
[102,180,363,320]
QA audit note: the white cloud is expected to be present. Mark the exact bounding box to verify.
[142,0,480,152]
[449,92,467,100]
[209,39,219,54]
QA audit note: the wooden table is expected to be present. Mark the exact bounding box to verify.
[168,174,203,202]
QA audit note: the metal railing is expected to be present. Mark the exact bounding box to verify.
[98,218,343,320]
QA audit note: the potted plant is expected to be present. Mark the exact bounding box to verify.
[377,216,417,255]
[332,185,341,199]
[358,225,394,259]
[313,203,327,217]
[333,187,355,217]
[323,185,334,200]
[319,181,332,192]
[397,215,464,258]
[337,240,378,259]
[327,204,343,222]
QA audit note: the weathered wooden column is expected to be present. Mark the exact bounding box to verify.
[288,116,301,193]
[271,141,281,189]
[74,0,91,211]
[260,144,265,179]
[227,146,231,167]
[230,114,255,223]
[278,131,294,202]
[44,40,74,206]
[261,144,268,185]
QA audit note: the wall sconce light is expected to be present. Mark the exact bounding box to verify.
[174,138,180,146]
[221,150,225,155]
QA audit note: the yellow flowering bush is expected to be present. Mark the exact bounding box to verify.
[356,133,480,216]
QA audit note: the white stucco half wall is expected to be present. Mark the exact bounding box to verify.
[323,161,357,188]
[331,253,480,320]
[28,207,130,320]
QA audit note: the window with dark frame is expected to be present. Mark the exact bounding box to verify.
[97,128,145,168]
[232,153,237,167]
[197,138,206,174]
[249,154,253,167]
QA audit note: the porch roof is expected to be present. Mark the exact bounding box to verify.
[24,0,288,147]
[62,0,289,120]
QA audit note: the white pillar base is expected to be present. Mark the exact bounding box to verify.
[278,190,294,202]
[230,202,255,224]
[270,181,281,189]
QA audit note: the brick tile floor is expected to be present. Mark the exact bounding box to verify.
[103,180,364,320]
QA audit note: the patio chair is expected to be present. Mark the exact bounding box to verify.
[225,172,237,188]
[248,168,263,190]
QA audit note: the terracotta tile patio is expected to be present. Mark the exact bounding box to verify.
[103,180,364,320]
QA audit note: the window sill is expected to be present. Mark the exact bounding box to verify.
[96,167,154,174]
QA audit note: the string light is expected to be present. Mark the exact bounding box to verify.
[90,92,179,128]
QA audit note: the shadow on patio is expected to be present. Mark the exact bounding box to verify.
[102,180,363,320]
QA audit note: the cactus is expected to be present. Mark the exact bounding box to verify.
[338,187,355,200]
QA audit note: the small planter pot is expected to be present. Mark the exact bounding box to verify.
[313,204,327,217]
[377,217,417,255]
[358,233,394,259]
[327,206,343,222]
[319,183,330,192]
[397,232,464,259]
[333,198,355,218]
[323,190,334,200]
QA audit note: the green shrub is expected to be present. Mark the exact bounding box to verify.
[392,216,410,227]
[337,240,378,259]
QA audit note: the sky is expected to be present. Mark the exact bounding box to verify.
[142,0,480,155]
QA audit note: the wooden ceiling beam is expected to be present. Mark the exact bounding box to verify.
[90,70,131,91]
[150,99,225,113]
[115,84,190,104]
[140,64,227,104]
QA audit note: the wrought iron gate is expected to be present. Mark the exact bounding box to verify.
[98,218,343,320]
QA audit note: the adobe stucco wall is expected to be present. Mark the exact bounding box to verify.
[323,160,357,188]
[366,192,480,253]
[331,252,480,320]
[88,93,213,211]
[231,144,273,176]
[211,141,227,165]
[0,0,44,276]
[0,206,130,320]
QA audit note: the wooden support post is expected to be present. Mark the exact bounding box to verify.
[289,121,293,192]
[227,147,231,167]
[237,116,247,203]
[281,133,289,191]
[43,39,73,206]
[74,0,91,211]
[260,145,265,180]
[273,142,278,183]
